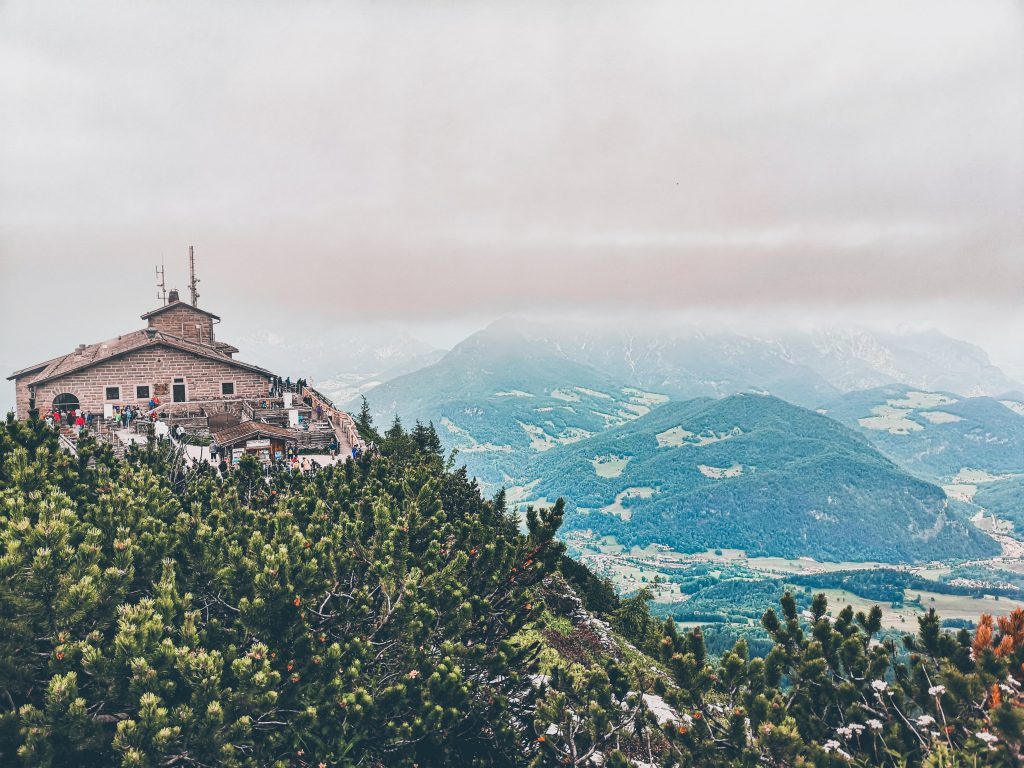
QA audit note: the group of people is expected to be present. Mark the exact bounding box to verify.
[289,455,324,475]
[46,408,91,434]
[268,376,307,398]
[114,404,145,429]
[45,399,167,439]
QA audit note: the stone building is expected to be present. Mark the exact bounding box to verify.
[8,291,273,418]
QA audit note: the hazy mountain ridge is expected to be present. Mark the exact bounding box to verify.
[352,321,1023,503]
[350,322,668,487]
[495,322,841,407]
[510,321,1020,403]
[237,326,444,403]
[786,328,1019,396]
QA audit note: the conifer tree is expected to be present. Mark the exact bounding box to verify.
[5,410,1024,767]
[355,396,376,441]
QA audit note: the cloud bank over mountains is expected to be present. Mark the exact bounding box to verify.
[2,0,1022,390]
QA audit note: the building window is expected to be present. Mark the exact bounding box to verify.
[105,386,121,401]
[221,382,235,396]
[53,393,80,414]
[136,385,151,400]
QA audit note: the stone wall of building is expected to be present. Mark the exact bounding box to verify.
[18,345,270,417]
[146,304,217,345]
[14,377,33,419]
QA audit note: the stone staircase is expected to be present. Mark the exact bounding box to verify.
[296,419,335,451]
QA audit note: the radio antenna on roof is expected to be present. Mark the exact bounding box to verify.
[188,245,200,307]
[156,260,167,305]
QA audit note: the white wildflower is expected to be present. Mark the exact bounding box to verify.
[836,726,852,738]
[848,723,865,734]
[928,685,946,696]
[1008,675,1020,688]
[916,714,935,727]
[824,738,852,758]
[871,680,888,692]
[976,731,998,744]
[1001,684,1014,693]
[867,719,884,731]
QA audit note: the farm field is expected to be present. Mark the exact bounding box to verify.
[564,529,1024,630]
[812,588,1024,630]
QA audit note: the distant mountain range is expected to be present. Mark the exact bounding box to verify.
[524,394,996,562]
[353,320,1021,483]
[495,321,1020,405]
[343,320,1018,562]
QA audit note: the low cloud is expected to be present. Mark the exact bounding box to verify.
[2,0,1023,397]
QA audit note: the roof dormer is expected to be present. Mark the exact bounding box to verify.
[141,297,220,346]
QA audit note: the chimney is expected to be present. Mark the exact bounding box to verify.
[168,289,180,303]
[76,344,87,353]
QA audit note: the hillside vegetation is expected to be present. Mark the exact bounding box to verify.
[820,385,1024,483]
[3,415,1024,766]
[975,477,1024,528]
[528,394,997,562]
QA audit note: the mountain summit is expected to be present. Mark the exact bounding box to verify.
[526,393,997,562]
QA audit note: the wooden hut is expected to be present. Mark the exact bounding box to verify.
[212,421,297,465]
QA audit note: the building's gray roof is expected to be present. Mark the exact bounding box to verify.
[9,329,272,384]
[212,420,297,446]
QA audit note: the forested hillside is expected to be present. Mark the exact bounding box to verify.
[820,385,1024,482]
[974,476,1024,528]
[527,394,997,562]
[2,414,1023,767]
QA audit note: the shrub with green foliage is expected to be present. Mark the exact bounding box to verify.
[0,416,563,767]
[3,413,1024,767]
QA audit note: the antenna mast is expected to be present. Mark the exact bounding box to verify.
[155,261,167,305]
[188,245,200,307]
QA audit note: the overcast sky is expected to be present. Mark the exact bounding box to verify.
[2,0,1023,410]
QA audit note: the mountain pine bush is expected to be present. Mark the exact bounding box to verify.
[2,413,1024,766]
[0,416,560,766]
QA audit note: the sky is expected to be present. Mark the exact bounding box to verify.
[1,0,1023,411]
